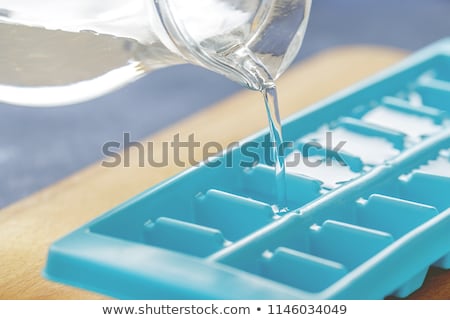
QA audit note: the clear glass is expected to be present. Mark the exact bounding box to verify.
[0,0,311,106]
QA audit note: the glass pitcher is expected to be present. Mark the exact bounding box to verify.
[0,0,311,106]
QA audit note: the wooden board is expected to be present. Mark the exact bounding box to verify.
[1,46,448,299]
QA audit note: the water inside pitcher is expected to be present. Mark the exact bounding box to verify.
[0,0,311,106]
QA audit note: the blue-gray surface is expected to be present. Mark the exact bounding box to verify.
[1,0,450,208]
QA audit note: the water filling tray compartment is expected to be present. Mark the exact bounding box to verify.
[44,39,450,299]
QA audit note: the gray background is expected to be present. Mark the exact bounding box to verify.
[1,0,450,208]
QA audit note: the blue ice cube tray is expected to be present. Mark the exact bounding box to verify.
[44,39,450,299]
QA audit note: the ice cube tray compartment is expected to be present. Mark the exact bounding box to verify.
[45,39,450,299]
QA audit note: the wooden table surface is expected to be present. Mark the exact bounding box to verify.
[1,46,449,300]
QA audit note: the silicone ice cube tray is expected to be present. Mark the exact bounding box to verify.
[44,39,450,299]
